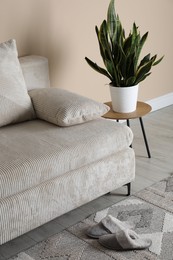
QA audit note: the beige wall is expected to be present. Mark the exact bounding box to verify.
[0,0,172,102]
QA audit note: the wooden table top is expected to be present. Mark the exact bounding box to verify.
[103,101,152,120]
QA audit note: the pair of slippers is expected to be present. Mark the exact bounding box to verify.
[86,215,152,251]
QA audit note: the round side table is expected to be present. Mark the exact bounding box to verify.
[103,101,152,158]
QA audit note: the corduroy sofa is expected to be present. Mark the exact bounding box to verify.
[0,39,135,245]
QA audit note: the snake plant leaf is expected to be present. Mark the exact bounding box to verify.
[112,42,120,63]
[127,24,139,57]
[123,34,133,55]
[112,43,125,86]
[115,43,123,64]
[109,66,120,86]
[85,57,112,81]
[95,26,109,66]
[99,20,119,84]
[131,23,138,46]
[140,31,149,46]
[150,54,157,64]
[134,31,148,69]
[116,15,124,47]
[105,59,114,77]
[107,0,116,40]
[118,47,127,79]
[135,72,151,85]
[153,55,164,66]
[138,53,151,68]
[137,60,153,75]
[126,76,136,86]
[126,52,135,78]
[98,22,114,70]
[135,60,153,83]
[99,21,111,57]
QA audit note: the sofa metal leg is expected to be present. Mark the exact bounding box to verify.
[108,183,131,196]
[127,183,131,196]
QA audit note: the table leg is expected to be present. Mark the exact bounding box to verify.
[139,117,151,158]
[126,120,132,148]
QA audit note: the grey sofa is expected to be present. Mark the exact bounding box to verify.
[0,41,135,245]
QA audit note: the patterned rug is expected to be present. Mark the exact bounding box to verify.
[10,176,173,260]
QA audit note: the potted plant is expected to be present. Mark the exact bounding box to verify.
[85,0,163,113]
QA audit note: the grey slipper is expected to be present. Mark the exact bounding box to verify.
[99,228,152,251]
[87,215,131,238]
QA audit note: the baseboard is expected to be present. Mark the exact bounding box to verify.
[146,92,173,112]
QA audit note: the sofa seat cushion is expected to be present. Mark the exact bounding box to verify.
[0,119,133,199]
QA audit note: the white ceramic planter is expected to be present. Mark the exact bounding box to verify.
[109,84,139,113]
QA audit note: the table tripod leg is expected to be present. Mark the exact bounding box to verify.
[126,120,132,148]
[139,117,151,158]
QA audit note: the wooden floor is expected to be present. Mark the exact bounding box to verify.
[0,105,173,260]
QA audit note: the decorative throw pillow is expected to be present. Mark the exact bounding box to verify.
[0,39,35,127]
[29,88,110,126]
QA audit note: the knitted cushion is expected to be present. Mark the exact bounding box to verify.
[29,88,109,126]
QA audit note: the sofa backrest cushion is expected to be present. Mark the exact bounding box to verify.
[0,39,35,127]
[29,88,110,126]
[19,55,50,91]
